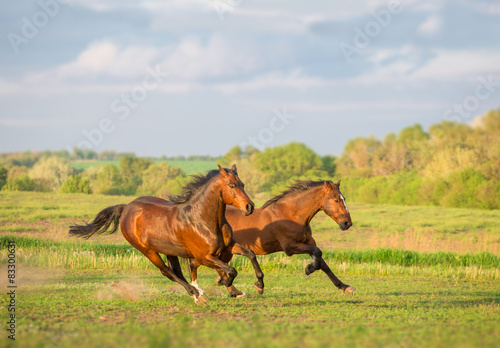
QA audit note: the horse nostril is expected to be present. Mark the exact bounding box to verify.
[246,203,254,214]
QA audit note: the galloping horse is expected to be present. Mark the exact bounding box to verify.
[69,165,264,304]
[189,180,355,297]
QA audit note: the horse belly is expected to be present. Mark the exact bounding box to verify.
[148,236,192,258]
[233,228,282,255]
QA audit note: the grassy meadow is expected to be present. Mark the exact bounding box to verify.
[0,192,499,347]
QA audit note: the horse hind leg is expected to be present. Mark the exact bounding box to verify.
[188,258,206,297]
[143,251,206,304]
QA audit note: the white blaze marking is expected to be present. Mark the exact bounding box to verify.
[340,194,349,213]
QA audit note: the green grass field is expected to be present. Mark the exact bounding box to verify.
[0,192,499,347]
[71,160,217,174]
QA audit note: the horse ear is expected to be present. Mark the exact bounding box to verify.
[324,181,334,191]
[218,165,228,176]
[337,180,341,187]
[232,164,237,172]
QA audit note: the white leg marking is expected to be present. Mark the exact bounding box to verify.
[191,280,205,296]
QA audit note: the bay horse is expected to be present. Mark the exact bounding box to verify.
[189,180,355,297]
[69,165,264,304]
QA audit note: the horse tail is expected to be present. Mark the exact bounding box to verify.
[69,204,126,239]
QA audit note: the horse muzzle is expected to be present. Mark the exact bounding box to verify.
[340,221,352,231]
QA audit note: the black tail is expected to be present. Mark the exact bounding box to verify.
[69,204,126,240]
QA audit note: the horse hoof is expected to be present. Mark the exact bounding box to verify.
[343,286,356,295]
[192,295,209,305]
[305,264,315,276]
[236,293,248,298]
[254,284,264,295]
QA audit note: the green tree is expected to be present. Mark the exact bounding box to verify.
[138,162,185,196]
[93,165,122,195]
[3,174,35,191]
[429,121,473,148]
[254,142,326,192]
[221,146,243,166]
[321,155,337,177]
[29,156,74,192]
[476,108,500,135]
[59,175,92,194]
[397,124,429,144]
[119,156,152,195]
[337,136,381,177]
[0,164,7,190]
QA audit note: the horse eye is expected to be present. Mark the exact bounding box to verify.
[229,184,235,189]
[335,200,339,203]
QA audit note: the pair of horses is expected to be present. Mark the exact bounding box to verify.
[69,165,354,304]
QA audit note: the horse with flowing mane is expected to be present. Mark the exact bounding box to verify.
[189,179,355,297]
[69,165,264,304]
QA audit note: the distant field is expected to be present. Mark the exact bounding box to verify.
[1,192,498,256]
[71,160,218,174]
[0,192,499,347]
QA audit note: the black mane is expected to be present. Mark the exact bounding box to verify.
[168,168,236,204]
[262,180,329,209]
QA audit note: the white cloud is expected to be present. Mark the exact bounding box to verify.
[211,69,328,94]
[417,15,442,36]
[346,47,500,85]
[56,40,161,79]
[410,49,500,80]
[160,35,262,81]
[470,1,500,15]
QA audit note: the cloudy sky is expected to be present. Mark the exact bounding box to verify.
[1,0,499,157]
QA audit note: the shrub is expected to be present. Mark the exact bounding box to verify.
[59,175,92,194]
[440,169,487,209]
[29,156,74,191]
[0,164,7,190]
[3,174,35,191]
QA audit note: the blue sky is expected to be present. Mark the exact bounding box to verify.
[1,0,499,157]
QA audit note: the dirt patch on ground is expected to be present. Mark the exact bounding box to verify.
[0,266,67,287]
[96,280,148,301]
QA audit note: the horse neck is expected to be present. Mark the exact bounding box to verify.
[188,180,226,231]
[279,186,325,225]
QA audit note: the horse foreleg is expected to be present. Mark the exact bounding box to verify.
[229,243,264,295]
[198,254,238,288]
[190,253,249,298]
[283,243,323,275]
[217,252,249,298]
[319,258,356,294]
[283,243,355,294]
[143,251,206,304]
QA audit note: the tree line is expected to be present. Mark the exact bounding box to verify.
[0,109,498,209]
